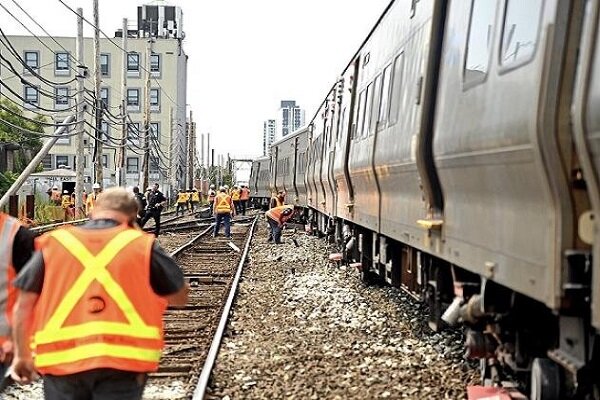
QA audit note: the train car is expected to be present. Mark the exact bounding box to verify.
[270,127,309,204]
[250,156,271,208]
[251,0,600,397]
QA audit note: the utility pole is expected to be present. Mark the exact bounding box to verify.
[74,7,85,216]
[116,18,128,187]
[140,38,152,190]
[92,0,103,186]
[168,107,174,196]
[200,133,204,190]
[187,110,194,189]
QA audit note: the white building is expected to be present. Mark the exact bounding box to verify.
[276,100,305,139]
[0,3,189,192]
[263,119,275,156]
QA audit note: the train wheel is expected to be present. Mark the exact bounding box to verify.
[530,358,561,400]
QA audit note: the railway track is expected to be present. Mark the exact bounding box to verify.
[145,215,259,400]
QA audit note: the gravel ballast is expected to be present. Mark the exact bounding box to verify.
[207,222,477,399]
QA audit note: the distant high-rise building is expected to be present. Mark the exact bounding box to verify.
[263,119,276,156]
[277,100,305,138]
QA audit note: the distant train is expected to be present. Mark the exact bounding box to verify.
[250,1,600,398]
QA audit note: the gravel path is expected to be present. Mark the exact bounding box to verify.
[206,222,477,399]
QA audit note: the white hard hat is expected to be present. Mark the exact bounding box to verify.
[219,186,226,191]
[210,184,215,189]
[92,182,101,189]
[224,185,229,189]
[52,185,58,190]
[63,190,69,194]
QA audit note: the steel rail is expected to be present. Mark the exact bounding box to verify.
[169,224,215,257]
[30,218,88,234]
[192,215,259,399]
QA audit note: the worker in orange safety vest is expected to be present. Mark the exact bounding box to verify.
[269,190,285,209]
[265,205,295,244]
[10,187,188,399]
[86,182,102,216]
[0,213,33,380]
[213,186,234,239]
[239,185,250,215]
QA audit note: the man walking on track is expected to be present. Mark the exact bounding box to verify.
[265,205,295,244]
[140,183,167,237]
[10,187,188,400]
[239,185,250,215]
[213,186,234,239]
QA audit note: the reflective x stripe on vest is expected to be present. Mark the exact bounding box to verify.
[34,229,162,369]
[191,192,200,202]
[231,190,240,201]
[215,193,231,213]
[0,215,19,339]
[177,193,188,203]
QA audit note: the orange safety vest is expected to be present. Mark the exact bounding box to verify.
[240,188,250,201]
[231,190,241,201]
[208,190,216,203]
[214,193,232,214]
[270,196,284,208]
[0,214,20,344]
[191,192,200,202]
[32,225,167,375]
[266,205,294,223]
[86,193,98,215]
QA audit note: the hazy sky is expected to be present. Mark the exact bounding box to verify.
[1,0,390,160]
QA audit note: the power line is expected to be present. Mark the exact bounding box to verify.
[56,0,180,109]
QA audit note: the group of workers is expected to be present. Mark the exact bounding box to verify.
[265,190,295,244]
[210,184,252,238]
[175,188,201,216]
[1,187,188,400]
[49,183,102,220]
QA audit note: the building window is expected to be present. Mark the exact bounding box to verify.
[100,87,109,108]
[464,0,497,85]
[126,89,140,111]
[126,157,139,173]
[150,88,160,111]
[500,0,543,67]
[100,120,109,139]
[150,54,160,74]
[56,155,69,168]
[127,52,140,74]
[102,154,108,168]
[24,51,39,72]
[42,154,52,170]
[100,53,110,76]
[127,122,140,145]
[24,85,39,107]
[55,87,70,109]
[150,156,159,173]
[55,52,69,75]
[150,122,160,143]
[54,118,71,145]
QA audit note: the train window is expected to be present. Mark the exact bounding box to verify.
[362,82,374,137]
[354,90,366,140]
[369,74,382,136]
[500,0,543,67]
[389,53,405,126]
[464,0,497,85]
[378,64,392,128]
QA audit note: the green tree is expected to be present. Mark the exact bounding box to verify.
[0,98,44,148]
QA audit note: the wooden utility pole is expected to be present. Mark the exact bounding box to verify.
[140,38,152,189]
[200,133,204,190]
[74,7,85,214]
[187,110,194,189]
[116,18,128,187]
[168,107,174,195]
[92,0,103,186]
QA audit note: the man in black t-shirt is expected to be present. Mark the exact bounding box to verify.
[140,183,167,236]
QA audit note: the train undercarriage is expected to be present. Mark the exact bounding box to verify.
[304,208,600,400]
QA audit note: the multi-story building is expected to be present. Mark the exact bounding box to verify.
[263,119,276,156]
[0,3,188,192]
[276,100,305,139]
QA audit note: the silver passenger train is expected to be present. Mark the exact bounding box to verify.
[250,1,600,398]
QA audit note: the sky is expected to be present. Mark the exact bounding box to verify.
[1,0,391,161]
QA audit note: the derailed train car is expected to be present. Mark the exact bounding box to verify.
[251,1,600,398]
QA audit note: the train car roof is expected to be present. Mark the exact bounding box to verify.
[271,125,310,147]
